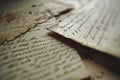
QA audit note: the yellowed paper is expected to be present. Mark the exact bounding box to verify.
[50,0,120,58]
[0,0,73,45]
[0,18,90,80]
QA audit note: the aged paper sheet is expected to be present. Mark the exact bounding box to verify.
[0,0,73,44]
[50,0,120,58]
[0,18,90,80]
[0,0,120,80]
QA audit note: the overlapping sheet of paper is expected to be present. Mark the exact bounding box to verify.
[50,0,120,58]
[0,0,73,44]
